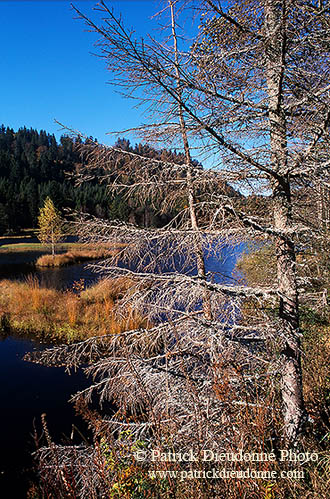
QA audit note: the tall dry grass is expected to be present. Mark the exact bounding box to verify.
[36,246,123,267]
[0,276,148,342]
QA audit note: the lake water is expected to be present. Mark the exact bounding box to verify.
[0,236,100,289]
[0,237,245,495]
[0,333,89,496]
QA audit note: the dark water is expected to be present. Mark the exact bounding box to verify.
[0,334,90,496]
[0,237,245,497]
[0,253,101,290]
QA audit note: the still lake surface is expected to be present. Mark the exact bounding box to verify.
[0,237,245,495]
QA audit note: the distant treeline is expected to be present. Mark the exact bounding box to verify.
[0,126,206,234]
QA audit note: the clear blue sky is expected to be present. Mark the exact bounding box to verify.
[0,1,169,146]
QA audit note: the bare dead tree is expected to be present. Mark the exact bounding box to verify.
[169,0,213,320]
[29,2,330,492]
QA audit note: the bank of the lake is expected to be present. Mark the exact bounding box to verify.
[35,247,122,267]
[0,238,131,495]
[0,242,79,252]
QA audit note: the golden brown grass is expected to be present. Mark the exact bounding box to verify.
[0,276,148,342]
[81,276,135,303]
[68,355,330,499]
[36,247,121,267]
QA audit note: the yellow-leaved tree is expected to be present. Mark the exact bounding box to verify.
[37,197,63,256]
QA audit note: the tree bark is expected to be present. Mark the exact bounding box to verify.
[265,0,304,443]
[51,227,55,257]
[170,0,212,320]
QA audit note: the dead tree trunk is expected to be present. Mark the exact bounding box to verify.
[170,0,212,320]
[273,180,304,442]
[265,0,304,443]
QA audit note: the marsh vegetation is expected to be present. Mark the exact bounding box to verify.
[0,275,148,343]
[35,246,123,267]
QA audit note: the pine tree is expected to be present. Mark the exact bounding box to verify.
[37,197,62,256]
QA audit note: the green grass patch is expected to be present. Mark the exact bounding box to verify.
[0,229,37,240]
[236,244,276,287]
[0,242,83,252]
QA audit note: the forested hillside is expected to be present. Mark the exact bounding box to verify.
[0,125,110,233]
[0,126,238,234]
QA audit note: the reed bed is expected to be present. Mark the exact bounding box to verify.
[0,276,148,342]
[36,247,120,267]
